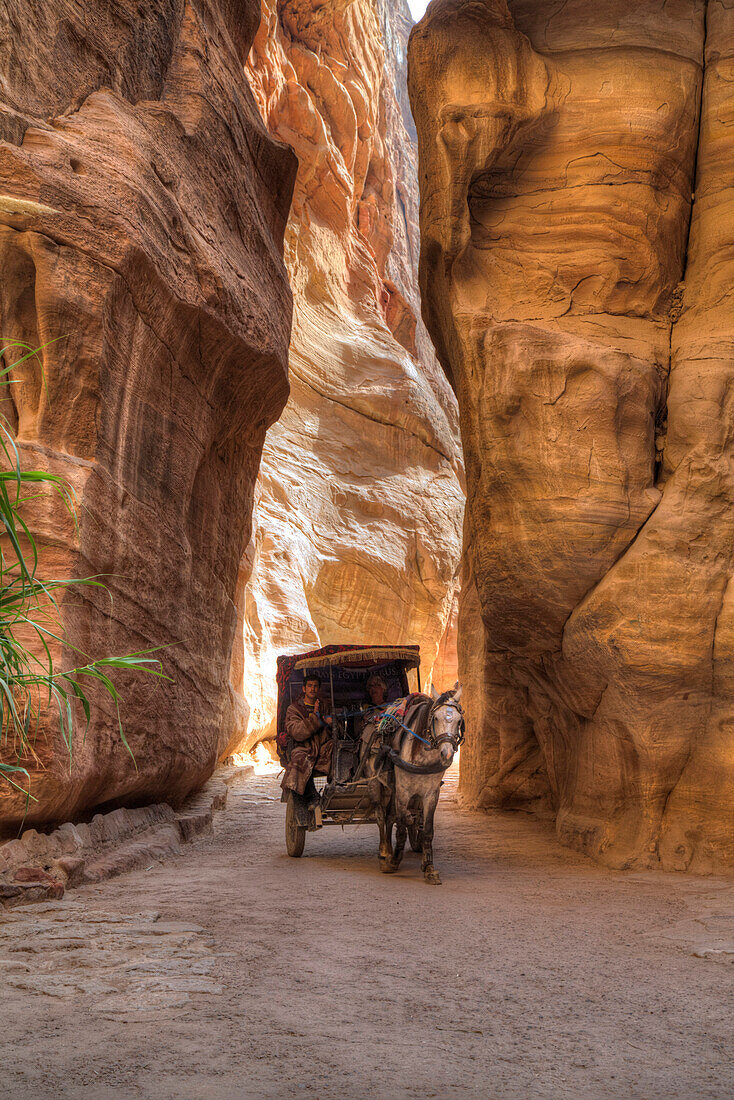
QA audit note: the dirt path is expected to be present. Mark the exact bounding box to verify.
[2,770,733,1100]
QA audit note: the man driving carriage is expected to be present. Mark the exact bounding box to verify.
[281,674,333,798]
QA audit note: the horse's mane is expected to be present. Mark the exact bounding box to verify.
[409,695,433,739]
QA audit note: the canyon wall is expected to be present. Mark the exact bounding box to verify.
[238,0,464,746]
[410,0,734,870]
[0,0,296,826]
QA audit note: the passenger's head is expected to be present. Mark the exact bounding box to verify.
[366,674,388,706]
[303,675,321,703]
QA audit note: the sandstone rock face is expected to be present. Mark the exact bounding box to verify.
[0,0,296,827]
[240,0,463,743]
[410,0,734,870]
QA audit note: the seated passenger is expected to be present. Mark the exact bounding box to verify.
[358,674,391,759]
[281,675,333,799]
[365,673,389,709]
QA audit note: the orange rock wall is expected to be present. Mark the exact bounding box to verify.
[409,0,734,870]
[0,0,296,826]
[240,0,464,743]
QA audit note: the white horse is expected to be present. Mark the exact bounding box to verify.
[365,683,464,885]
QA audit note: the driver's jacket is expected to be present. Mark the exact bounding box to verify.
[281,699,333,795]
[285,699,330,742]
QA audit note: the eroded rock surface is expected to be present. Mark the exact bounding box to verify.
[410,0,734,870]
[0,0,296,826]
[240,0,463,742]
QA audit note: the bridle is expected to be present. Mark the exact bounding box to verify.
[426,694,466,752]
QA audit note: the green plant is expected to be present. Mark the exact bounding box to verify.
[0,339,168,808]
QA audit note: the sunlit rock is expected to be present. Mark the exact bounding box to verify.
[409,0,734,870]
[0,0,296,826]
[239,0,464,743]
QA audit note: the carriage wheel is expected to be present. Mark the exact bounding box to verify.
[286,793,306,858]
[408,822,423,852]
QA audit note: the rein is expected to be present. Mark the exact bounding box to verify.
[377,712,432,746]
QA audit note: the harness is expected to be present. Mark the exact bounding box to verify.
[375,694,465,776]
[376,746,448,776]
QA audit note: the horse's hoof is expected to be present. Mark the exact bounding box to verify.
[381,859,399,874]
[424,870,442,885]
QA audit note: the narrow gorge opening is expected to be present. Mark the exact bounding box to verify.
[0,0,729,879]
[227,0,465,767]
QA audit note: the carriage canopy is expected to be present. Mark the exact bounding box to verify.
[293,645,419,671]
[276,644,421,735]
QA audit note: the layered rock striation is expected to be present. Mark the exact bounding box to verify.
[0,0,296,826]
[239,0,464,743]
[410,0,734,870]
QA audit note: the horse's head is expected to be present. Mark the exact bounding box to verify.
[429,682,465,767]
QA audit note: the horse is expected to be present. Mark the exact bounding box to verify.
[363,683,464,885]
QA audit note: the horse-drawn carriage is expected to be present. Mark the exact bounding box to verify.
[276,644,464,884]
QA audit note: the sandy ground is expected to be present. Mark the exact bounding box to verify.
[2,769,733,1100]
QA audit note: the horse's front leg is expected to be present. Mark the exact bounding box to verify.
[368,776,392,870]
[383,788,406,873]
[375,801,394,870]
[421,790,442,885]
[389,820,407,871]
